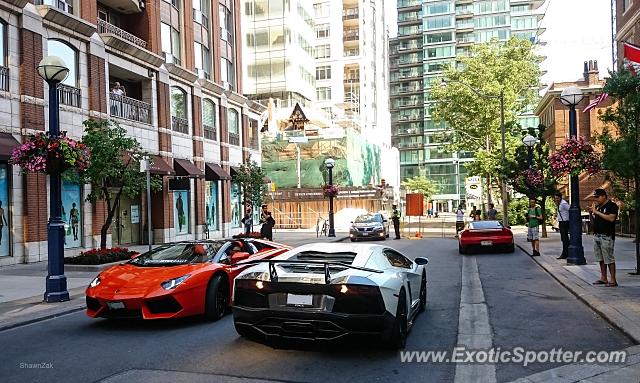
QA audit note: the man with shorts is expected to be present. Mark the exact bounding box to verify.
[527,198,542,256]
[589,189,619,287]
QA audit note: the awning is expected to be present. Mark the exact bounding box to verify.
[205,163,231,180]
[0,133,20,161]
[174,158,204,178]
[230,166,241,177]
[148,155,175,176]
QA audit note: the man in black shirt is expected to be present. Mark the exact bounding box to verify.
[589,189,619,287]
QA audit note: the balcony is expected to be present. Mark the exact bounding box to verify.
[35,1,96,38]
[0,66,8,92]
[172,116,189,134]
[343,8,359,20]
[59,84,80,107]
[204,124,217,141]
[343,33,359,42]
[344,75,360,83]
[98,19,146,48]
[228,132,240,146]
[98,0,144,14]
[98,19,163,67]
[344,48,359,57]
[109,93,151,125]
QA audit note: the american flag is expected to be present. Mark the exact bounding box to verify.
[582,92,609,113]
[623,42,640,75]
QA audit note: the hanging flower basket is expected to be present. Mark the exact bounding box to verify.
[519,168,544,189]
[10,131,90,174]
[322,184,339,198]
[548,137,600,178]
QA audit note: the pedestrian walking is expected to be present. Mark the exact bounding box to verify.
[486,203,498,221]
[259,204,276,241]
[241,206,253,234]
[455,204,465,236]
[391,204,401,240]
[554,192,570,259]
[589,189,619,287]
[469,205,477,220]
[526,198,543,256]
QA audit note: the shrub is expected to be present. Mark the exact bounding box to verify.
[64,247,138,265]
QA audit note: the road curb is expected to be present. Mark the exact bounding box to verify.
[0,305,85,332]
[516,241,640,344]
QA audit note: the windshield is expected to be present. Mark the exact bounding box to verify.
[129,242,225,266]
[469,221,503,230]
[354,214,382,223]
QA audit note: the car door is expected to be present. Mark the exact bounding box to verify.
[382,249,422,312]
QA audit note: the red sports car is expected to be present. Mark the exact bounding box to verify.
[458,220,514,254]
[85,239,290,320]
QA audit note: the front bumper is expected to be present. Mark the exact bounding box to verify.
[349,230,386,240]
[233,305,395,342]
[85,287,200,319]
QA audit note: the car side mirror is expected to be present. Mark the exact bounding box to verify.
[230,252,250,263]
[383,219,388,222]
[414,257,429,265]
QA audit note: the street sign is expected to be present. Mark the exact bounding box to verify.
[288,136,309,143]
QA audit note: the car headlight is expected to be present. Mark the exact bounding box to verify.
[161,274,191,290]
[373,226,384,231]
[89,276,101,288]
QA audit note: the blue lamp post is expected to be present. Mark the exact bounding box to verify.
[559,86,586,265]
[38,56,71,302]
[325,158,336,237]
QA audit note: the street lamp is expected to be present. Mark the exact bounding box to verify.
[38,56,70,302]
[325,158,336,237]
[441,79,509,227]
[559,86,586,265]
[522,134,537,196]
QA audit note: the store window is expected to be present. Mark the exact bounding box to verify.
[0,164,9,256]
[62,181,82,248]
[231,182,242,228]
[205,181,218,231]
[173,190,190,235]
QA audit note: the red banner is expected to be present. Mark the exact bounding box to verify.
[405,193,424,217]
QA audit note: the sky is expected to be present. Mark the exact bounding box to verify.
[539,0,614,85]
[383,0,614,85]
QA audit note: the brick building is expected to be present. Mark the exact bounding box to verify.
[616,0,640,64]
[0,0,264,265]
[534,60,614,207]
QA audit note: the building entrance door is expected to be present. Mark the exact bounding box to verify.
[116,196,141,245]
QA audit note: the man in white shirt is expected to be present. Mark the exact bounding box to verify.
[554,192,570,259]
[455,204,465,237]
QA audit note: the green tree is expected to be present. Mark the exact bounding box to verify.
[79,119,162,249]
[429,38,542,201]
[402,175,439,198]
[234,160,268,208]
[598,68,640,272]
[503,124,559,236]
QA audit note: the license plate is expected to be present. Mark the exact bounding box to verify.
[362,232,369,236]
[481,240,493,246]
[107,301,125,310]
[286,294,313,306]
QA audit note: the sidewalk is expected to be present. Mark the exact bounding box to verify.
[0,232,348,332]
[511,227,640,382]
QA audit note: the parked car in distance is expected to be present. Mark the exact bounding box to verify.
[458,220,514,254]
[349,213,389,241]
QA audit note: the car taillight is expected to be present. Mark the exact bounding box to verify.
[235,279,271,291]
[331,284,381,296]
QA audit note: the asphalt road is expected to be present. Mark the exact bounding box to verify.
[0,239,632,383]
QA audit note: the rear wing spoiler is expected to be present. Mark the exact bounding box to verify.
[237,259,383,284]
